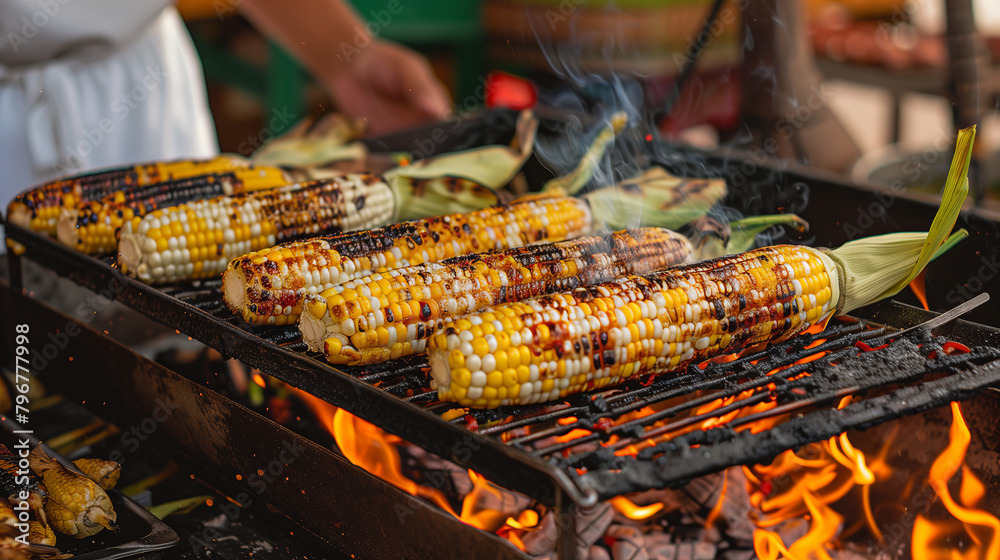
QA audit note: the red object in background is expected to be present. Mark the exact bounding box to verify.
[656,68,741,138]
[485,71,538,110]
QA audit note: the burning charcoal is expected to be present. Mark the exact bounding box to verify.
[648,542,716,560]
[715,551,755,560]
[587,545,611,560]
[575,503,614,548]
[642,531,672,551]
[521,512,558,556]
[692,543,716,560]
[606,525,647,560]
[647,543,676,560]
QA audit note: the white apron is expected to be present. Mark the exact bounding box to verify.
[0,3,219,209]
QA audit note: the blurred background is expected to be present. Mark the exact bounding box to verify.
[178,0,1000,207]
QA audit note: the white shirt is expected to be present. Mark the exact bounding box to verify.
[1,2,218,211]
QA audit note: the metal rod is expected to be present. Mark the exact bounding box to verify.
[555,487,578,560]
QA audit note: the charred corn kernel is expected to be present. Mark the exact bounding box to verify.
[118,174,394,286]
[300,228,693,364]
[6,156,261,237]
[230,195,594,325]
[428,245,841,408]
[58,166,291,254]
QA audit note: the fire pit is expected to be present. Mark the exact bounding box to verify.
[4,110,1000,559]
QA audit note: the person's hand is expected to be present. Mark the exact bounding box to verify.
[324,41,451,136]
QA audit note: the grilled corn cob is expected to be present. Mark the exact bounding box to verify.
[428,246,839,407]
[427,125,977,408]
[1,501,60,560]
[0,446,47,525]
[300,228,694,365]
[28,446,117,539]
[6,155,267,236]
[73,459,122,491]
[224,195,593,325]
[59,173,238,254]
[117,174,396,284]
[57,165,298,254]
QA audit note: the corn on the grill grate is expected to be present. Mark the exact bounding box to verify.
[117,174,394,284]
[57,167,295,254]
[6,156,278,237]
[299,228,695,365]
[425,124,976,409]
[223,195,593,326]
[58,173,237,254]
[427,246,840,408]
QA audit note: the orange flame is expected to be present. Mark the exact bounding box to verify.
[909,269,930,311]
[749,420,881,556]
[753,493,843,560]
[912,402,1000,560]
[704,469,728,529]
[328,404,460,518]
[295,388,534,540]
[609,496,664,521]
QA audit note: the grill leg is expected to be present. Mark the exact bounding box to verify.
[555,487,578,560]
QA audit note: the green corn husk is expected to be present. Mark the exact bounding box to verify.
[694,214,810,259]
[384,110,537,186]
[583,166,727,231]
[148,495,214,520]
[251,113,369,167]
[828,125,974,314]
[383,110,539,221]
[534,112,728,232]
[542,112,628,195]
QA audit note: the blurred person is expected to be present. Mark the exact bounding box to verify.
[0,0,451,208]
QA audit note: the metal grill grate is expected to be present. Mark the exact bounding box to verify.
[83,247,1000,504]
[8,151,1000,509]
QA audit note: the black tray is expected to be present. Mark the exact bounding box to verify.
[0,418,178,559]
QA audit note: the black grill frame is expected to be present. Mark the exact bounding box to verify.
[7,221,1000,511]
[6,109,1000,515]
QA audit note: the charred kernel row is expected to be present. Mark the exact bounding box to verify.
[6,156,259,236]
[117,175,393,284]
[60,174,242,254]
[224,195,594,326]
[427,245,838,409]
[60,166,293,255]
[301,228,694,366]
